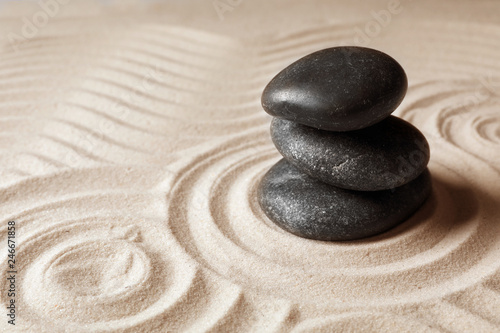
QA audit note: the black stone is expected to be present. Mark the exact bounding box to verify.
[261,46,408,131]
[258,159,432,241]
[271,116,430,191]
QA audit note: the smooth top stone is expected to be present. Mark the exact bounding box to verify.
[261,46,408,131]
[258,159,432,241]
[271,116,430,191]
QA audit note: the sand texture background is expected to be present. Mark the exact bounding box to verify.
[0,0,500,332]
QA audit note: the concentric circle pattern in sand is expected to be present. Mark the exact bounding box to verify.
[0,167,266,332]
[168,131,500,314]
[1,1,500,331]
[398,79,500,171]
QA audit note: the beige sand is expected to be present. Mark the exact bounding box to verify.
[0,0,499,332]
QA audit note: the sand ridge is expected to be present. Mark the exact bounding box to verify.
[0,1,500,332]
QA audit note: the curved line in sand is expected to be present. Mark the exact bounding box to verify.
[167,129,500,308]
[1,15,500,330]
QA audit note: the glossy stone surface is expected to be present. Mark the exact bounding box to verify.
[261,46,408,131]
[258,159,432,241]
[271,116,430,191]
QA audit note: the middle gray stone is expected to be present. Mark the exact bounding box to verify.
[271,116,430,191]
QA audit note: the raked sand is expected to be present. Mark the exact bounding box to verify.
[0,0,500,332]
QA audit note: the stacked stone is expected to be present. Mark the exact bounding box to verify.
[258,47,432,241]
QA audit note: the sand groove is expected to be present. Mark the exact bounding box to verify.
[0,4,500,331]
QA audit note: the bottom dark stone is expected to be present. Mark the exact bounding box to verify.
[257,159,432,241]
